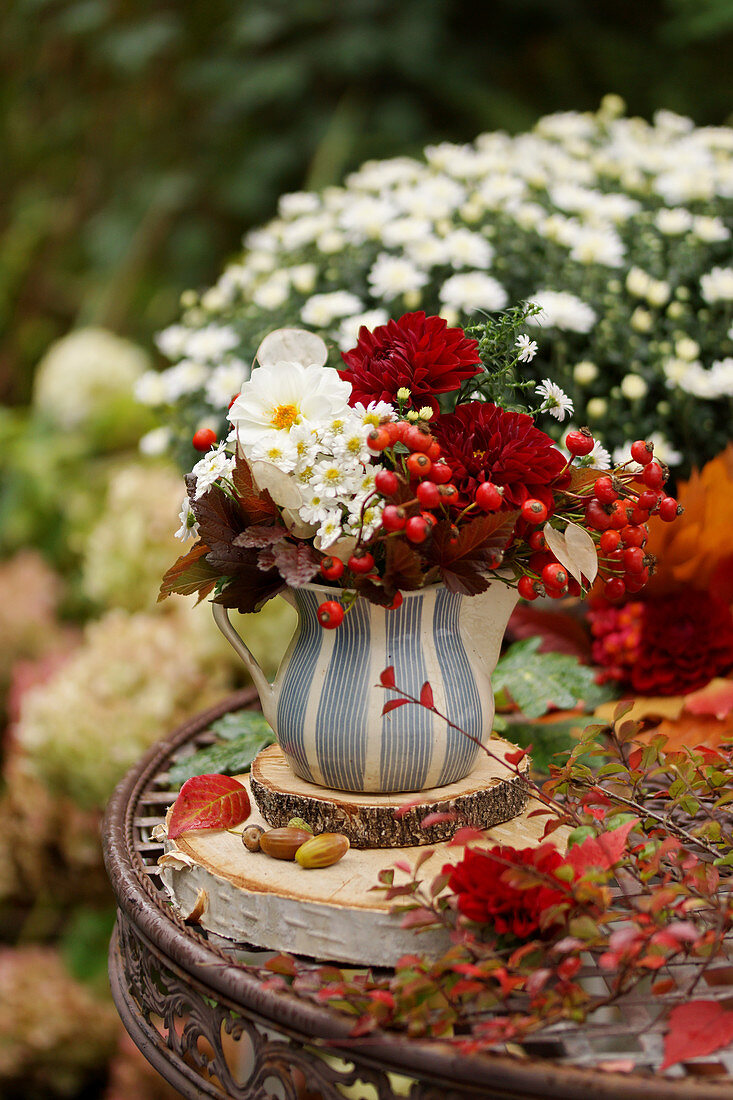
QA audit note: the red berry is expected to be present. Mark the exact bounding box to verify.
[637,489,661,511]
[605,549,624,566]
[642,462,665,490]
[542,563,568,589]
[406,452,432,479]
[228,393,241,409]
[475,482,503,512]
[416,481,441,509]
[348,551,375,574]
[528,530,547,551]
[431,461,453,485]
[317,600,344,629]
[517,576,540,601]
[521,498,548,524]
[623,546,645,574]
[600,530,621,554]
[629,506,650,526]
[387,591,403,611]
[545,582,569,600]
[438,483,459,506]
[192,427,218,452]
[405,515,430,543]
[593,476,618,504]
[382,504,407,532]
[383,421,406,445]
[403,425,433,453]
[625,568,649,592]
[427,441,441,461]
[630,440,654,465]
[567,577,582,597]
[375,468,400,496]
[585,500,612,531]
[528,551,554,574]
[566,429,595,456]
[420,510,437,531]
[658,496,681,522]
[609,500,633,530]
[367,427,391,451]
[621,525,647,548]
[604,578,627,601]
[320,555,344,581]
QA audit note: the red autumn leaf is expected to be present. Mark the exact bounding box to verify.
[661,1000,733,1070]
[168,774,251,838]
[420,680,434,708]
[382,698,409,715]
[448,826,486,846]
[566,819,638,876]
[505,747,528,766]
[380,665,396,688]
[393,797,422,818]
[420,811,457,827]
[684,679,733,720]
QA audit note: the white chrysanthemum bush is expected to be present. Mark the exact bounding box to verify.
[138,99,733,475]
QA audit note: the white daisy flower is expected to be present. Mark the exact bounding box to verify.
[367,253,428,300]
[587,441,612,470]
[191,444,235,499]
[439,271,508,313]
[352,400,397,428]
[228,360,352,447]
[174,498,200,542]
[516,334,538,363]
[249,432,299,472]
[535,379,574,421]
[315,508,346,550]
[311,459,360,499]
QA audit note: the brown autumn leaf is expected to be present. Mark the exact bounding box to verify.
[430,511,518,595]
[231,456,279,525]
[158,542,219,603]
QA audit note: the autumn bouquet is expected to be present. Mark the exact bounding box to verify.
[160,307,682,624]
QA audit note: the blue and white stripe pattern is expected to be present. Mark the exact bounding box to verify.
[273,583,508,793]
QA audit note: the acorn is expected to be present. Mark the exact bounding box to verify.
[241,824,265,852]
[295,832,350,869]
[260,827,312,860]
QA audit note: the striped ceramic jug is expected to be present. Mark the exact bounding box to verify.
[213,581,518,794]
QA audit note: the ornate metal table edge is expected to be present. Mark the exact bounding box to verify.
[103,690,733,1099]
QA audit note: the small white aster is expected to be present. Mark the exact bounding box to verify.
[191,444,235,499]
[516,334,538,363]
[535,379,574,422]
[174,498,199,542]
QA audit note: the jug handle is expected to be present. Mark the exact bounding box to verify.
[212,603,276,719]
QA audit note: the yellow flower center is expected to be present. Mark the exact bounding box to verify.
[271,403,300,430]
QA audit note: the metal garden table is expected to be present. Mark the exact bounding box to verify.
[103,689,733,1099]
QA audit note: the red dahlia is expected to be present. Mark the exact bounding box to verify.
[446,843,570,940]
[589,591,733,695]
[432,402,566,508]
[339,311,481,414]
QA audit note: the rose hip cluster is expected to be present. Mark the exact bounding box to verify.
[519,431,682,606]
[316,418,477,627]
[314,421,683,628]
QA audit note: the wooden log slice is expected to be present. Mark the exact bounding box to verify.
[159,775,557,967]
[250,741,529,848]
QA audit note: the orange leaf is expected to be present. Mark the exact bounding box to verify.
[168,774,250,838]
[684,678,733,720]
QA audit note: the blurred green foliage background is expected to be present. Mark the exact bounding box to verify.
[3,0,733,406]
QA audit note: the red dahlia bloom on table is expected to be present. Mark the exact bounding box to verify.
[432,402,566,508]
[339,311,481,414]
[446,843,570,940]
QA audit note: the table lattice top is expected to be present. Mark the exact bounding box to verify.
[103,690,733,1099]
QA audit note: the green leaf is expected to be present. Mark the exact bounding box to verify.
[169,710,274,785]
[493,637,615,719]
